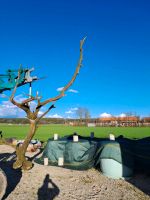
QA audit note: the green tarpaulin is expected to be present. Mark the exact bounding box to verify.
[35,135,150,172]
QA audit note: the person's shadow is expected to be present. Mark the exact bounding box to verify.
[37,174,60,200]
[0,152,22,200]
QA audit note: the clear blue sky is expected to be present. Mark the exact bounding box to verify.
[0,0,150,118]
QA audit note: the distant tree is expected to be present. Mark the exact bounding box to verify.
[76,107,90,125]
[84,108,90,124]
[76,107,84,121]
[9,38,86,170]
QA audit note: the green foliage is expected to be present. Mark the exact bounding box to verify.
[0,124,150,142]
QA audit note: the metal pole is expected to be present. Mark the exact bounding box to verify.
[29,82,32,106]
[29,82,32,96]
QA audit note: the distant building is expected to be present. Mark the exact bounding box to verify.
[117,116,140,127]
[142,117,150,126]
[98,117,117,127]
[98,116,140,127]
[87,123,96,127]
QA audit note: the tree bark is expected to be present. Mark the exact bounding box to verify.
[13,120,37,170]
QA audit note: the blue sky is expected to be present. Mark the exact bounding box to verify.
[0,0,150,118]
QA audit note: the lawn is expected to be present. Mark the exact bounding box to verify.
[0,124,150,141]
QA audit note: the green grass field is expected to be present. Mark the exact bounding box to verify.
[0,124,150,141]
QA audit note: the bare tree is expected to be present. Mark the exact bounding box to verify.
[76,107,84,121]
[10,38,85,170]
[76,107,90,125]
[84,108,90,124]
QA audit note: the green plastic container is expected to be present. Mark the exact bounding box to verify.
[97,141,134,179]
[100,158,133,179]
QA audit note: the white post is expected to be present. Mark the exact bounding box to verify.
[54,133,58,140]
[44,157,48,166]
[73,135,79,142]
[58,157,64,166]
[109,134,115,141]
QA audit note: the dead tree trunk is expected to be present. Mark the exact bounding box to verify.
[10,38,85,170]
[14,120,37,170]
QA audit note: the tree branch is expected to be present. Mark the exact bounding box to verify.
[21,96,36,105]
[37,37,86,108]
[9,69,32,113]
[21,91,42,105]
[36,104,56,123]
[9,70,22,108]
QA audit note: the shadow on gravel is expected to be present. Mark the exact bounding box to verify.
[127,171,150,196]
[117,137,150,196]
[37,174,60,200]
[0,152,22,200]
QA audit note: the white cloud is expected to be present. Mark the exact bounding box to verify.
[65,107,79,115]
[66,116,71,119]
[47,114,63,118]
[0,94,57,118]
[15,95,38,112]
[38,111,44,115]
[0,94,7,98]
[0,94,42,118]
[29,101,37,112]
[65,110,74,114]
[37,111,45,117]
[56,87,78,94]
[118,113,127,117]
[0,100,25,117]
[1,101,16,109]
[68,89,79,93]
[0,103,17,117]
[100,112,112,118]
[14,94,26,103]
[56,87,64,92]
[71,107,78,111]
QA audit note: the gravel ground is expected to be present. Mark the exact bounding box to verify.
[0,144,150,200]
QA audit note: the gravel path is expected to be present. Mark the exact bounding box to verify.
[0,145,150,200]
